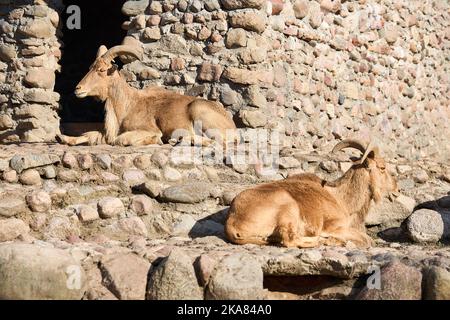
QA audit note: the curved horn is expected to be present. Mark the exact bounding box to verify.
[332,139,367,155]
[357,142,380,164]
[101,45,143,62]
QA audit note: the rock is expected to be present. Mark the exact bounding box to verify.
[365,194,416,228]
[309,2,323,28]
[356,261,422,300]
[163,167,182,182]
[320,0,341,13]
[118,217,148,237]
[0,114,13,130]
[206,253,264,300]
[100,253,150,300]
[406,209,450,243]
[423,267,450,300]
[0,193,27,217]
[98,197,125,219]
[78,154,94,170]
[198,62,223,82]
[293,0,309,18]
[172,214,197,236]
[0,159,10,172]
[57,169,79,182]
[2,170,18,183]
[151,150,169,167]
[278,157,301,169]
[122,169,146,186]
[229,11,267,34]
[10,154,59,173]
[24,68,55,89]
[143,26,161,41]
[220,0,265,10]
[62,152,78,169]
[133,154,152,170]
[18,19,54,38]
[0,219,30,242]
[41,165,56,179]
[26,190,52,213]
[135,181,162,198]
[239,109,268,128]
[0,244,85,299]
[413,169,429,184]
[122,0,149,16]
[225,28,247,48]
[147,248,203,300]
[77,205,99,223]
[161,183,211,203]
[19,169,42,186]
[44,216,80,240]
[195,254,217,286]
[96,154,112,170]
[130,195,154,216]
[0,43,16,62]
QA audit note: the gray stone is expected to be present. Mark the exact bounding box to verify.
[147,248,203,300]
[10,154,60,173]
[100,253,150,300]
[161,183,211,203]
[366,194,416,228]
[206,253,264,300]
[0,219,29,242]
[26,190,52,213]
[130,195,154,216]
[0,244,85,300]
[0,193,27,217]
[356,261,422,300]
[19,169,42,186]
[98,197,125,219]
[406,209,450,243]
[122,0,149,16]
[77,205,99,223]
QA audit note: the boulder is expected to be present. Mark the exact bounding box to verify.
[0,244,85,300]
[356,261,422,300]
[147,248,203,300]
[406,209,450,243]
[100,253,150,300]
[206,253,264,300]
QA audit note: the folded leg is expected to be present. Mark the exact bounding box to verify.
[57,131,105,146]
[114,130,163,146]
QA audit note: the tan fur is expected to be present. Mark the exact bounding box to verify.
[58,45,237,146]
[225,144,398,248]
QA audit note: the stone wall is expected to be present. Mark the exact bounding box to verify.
[0,0,62,143]
[121,0,450,160]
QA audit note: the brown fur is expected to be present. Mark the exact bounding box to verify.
[58,45,237,146]
[225,148,398,248]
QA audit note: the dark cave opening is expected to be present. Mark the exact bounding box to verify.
[55,0,126,135]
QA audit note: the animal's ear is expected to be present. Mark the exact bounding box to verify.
[97,45,108,58]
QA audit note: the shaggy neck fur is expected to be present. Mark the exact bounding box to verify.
[326,166,374,225]
[104,75,136,143]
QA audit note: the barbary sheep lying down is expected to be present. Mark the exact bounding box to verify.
[57,44,237,147]
[225,139,398,248]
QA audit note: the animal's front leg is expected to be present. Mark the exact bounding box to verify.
[57,131,105,146]
[114,130,163,146]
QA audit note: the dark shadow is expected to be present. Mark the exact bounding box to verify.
[56,0,126,133]
[188,208,229,240]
